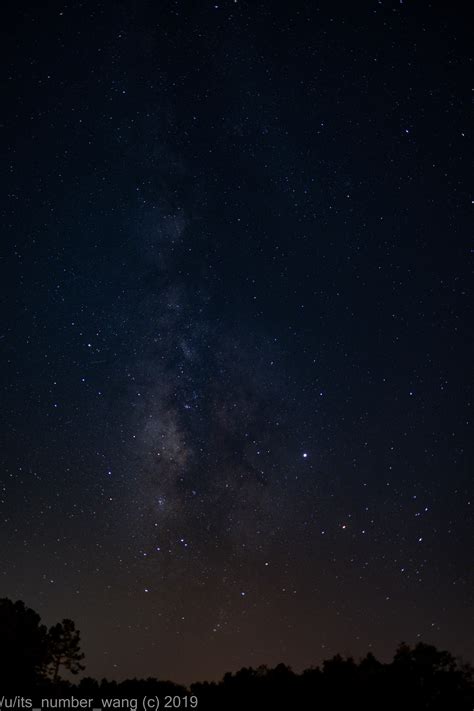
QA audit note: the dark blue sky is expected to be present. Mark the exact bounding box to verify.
[0,0,472,684]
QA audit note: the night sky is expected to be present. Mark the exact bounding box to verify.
[1,0,472,686]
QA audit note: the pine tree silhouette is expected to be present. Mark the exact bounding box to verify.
[46,618,85,682]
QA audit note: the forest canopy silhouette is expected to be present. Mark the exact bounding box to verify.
[0,598,472,710]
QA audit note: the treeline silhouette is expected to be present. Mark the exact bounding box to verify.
[1,598,472,710]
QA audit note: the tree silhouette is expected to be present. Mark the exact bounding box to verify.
[46,618,85,682]
[0,597,473,708]
[389,641,473,709]
[0,598,49,690]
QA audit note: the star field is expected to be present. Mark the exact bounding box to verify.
[0,0,472,685]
